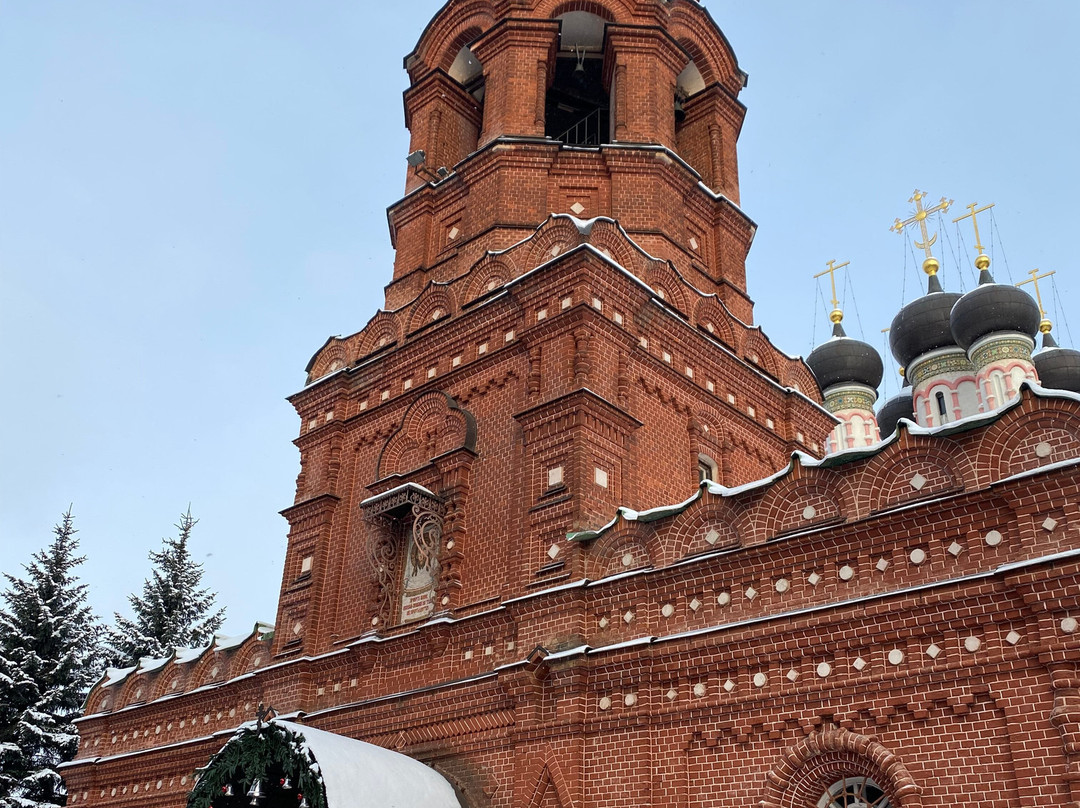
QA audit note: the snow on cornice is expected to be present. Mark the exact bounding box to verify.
[568,383,1080,545]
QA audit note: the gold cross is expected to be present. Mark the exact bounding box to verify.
[953,202,994,258]
[891,190,954,268]
[814,259,850,323]
[1018,268,1056,332]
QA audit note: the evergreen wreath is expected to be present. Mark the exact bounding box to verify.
[186,720,327,808]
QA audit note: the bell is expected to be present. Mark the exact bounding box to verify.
[247,779,266,805]
[298,797,310,808]
[280,777,293,789]
[222,784,235,796]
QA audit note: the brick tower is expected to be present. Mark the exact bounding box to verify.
[66,3,1080,808]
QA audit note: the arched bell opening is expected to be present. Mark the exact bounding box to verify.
[674,59,706,128]
[449,43,485,105]
[546,12,610,146]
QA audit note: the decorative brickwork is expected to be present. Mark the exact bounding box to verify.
[62,3,1080,808]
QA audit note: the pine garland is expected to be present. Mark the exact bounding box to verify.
[186,722,327,808]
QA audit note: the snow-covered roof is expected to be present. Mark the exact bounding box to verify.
[276,721,461,808]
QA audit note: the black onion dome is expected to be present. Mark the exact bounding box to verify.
[877,387,915,438]
[806,323,885,392]
[950,269,1041,351]
[890,276,963,369]
[1035,333,1080,394]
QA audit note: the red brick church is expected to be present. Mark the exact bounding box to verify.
[64,2,1080,807]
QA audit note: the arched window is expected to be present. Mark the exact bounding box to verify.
[449,44,485,103]
[697,454,718,483]
[818,776,892,808]
[935,390,949,424]
[546,12,610,145]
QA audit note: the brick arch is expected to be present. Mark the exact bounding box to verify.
[377,391,478,480]
[408,2,498,78]
[406,285,457,335]
[148,659,188,702]
[744,331,781,379]
[760,726,922,808]
[586,524,654,579]
[357,311,402,359]
[976,405,1080,483]
[752,469,850,540]
[227,636,273,676]
[583,219,637,272]
[663,501,741,565]
[525,217,585,270]
[429,760,491,808]
[115,673,152,709]
[85,686,113,716]
[693,296,738,349]
[464,255,518,302]
[645,261,690,315]
[540,0,625,23]
[522,746,577,808]
[858,443,970,515]
[668,6,744,93]
[187,648,226,691]
[785,361,821,399]
[309,340,348,382]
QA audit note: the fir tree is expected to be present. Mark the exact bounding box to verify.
[0,509,101,808]
[106,508,225,668]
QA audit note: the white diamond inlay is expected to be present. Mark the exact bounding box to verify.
[910,473,928,491]
[876,558,890,572]
[599,616,609,628]
[623,610,635,624]
[548,544,561,560]
[808,572,822,587]
[787,668,800,682]
[948,541,964,557]
[667,688,677,701]
[723,679,736,692]
[448,226,460,240]
[570,202,586,215]
[705,528,721,545]
[926,644,942,659]
[745,586,758,600]
[689,236,699,251]
[1006,631,1022,645]
[1044,517,1060,532]
[689,598,702,612]
[853,656,868,671]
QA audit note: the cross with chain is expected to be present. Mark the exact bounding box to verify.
[953,202,995,258]
[813,259,850,324]
[1018,268,1057,332]
[891,190,954,263]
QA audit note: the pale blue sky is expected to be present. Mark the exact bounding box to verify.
[1,1,1077,638]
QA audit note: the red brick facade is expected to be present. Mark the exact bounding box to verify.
[64,2,1080,807]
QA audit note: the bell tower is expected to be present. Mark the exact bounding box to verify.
[280,0,836,658]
